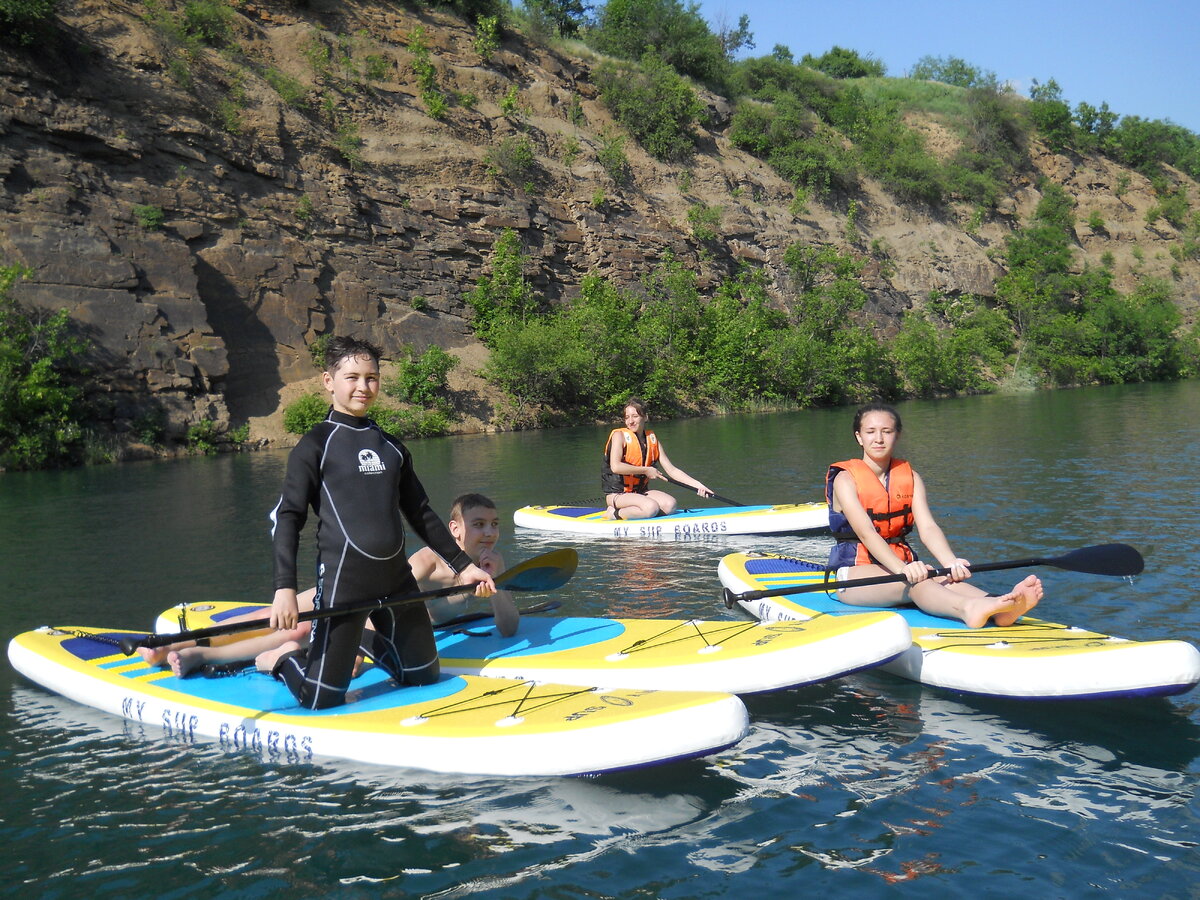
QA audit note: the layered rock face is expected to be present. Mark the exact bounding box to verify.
[1,1,1195,444]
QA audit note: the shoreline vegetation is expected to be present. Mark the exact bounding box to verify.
[2,0,1199,471]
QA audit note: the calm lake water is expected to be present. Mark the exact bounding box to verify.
[3,382,1199,897]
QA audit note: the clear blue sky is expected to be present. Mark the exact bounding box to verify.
[695,0,1200,134]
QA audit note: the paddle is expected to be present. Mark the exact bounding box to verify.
[119,548,579,655]
[435,599,562,629]
[662,474,746,507]
[722,543,1145,608]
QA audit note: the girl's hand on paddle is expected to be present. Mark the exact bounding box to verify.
[271,589,300,631]
[945,558,973,582]
[901,560,933,584]
[696,484,714,498]
[457,563,496,598]
[645,466,664,481]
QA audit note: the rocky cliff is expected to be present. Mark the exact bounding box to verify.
[1,0,1196,448]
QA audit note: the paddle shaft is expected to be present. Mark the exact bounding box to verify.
[121,548,578,654]
[725,543,1144,605]
[662,475,744,507]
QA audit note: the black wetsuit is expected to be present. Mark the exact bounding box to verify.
[270,409,472,709]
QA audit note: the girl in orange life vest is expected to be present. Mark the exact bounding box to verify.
[601,399,714,520]
[826,403,1043,629]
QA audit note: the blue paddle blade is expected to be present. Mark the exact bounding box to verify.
[496,548,578,591]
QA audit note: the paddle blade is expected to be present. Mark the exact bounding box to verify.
[1052,543,1144,577]
[496,548,578,591]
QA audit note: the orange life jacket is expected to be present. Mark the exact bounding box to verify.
[826,457,916,566]
[601,428,660,494]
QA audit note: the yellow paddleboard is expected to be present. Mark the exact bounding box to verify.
[156,600,911,694]
[718,552,1200,700]
[8,625,748,776]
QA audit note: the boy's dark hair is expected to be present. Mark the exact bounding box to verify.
[324,336,383,373]
[449,493,497,522]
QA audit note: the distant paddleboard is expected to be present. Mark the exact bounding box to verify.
[514,502,828,540]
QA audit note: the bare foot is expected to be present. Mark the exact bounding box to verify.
[960,575,1044,628]
[167,647,206,678]
[256,641,301,674]
[138,646,172,666]
[990,575,1044,627]
[601,505,619,520]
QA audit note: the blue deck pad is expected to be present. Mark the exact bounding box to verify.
[743,557,980,631]
[64,633,140,662]
[115,654,470,716]
[436,617,627,659]
[549,505,770,520]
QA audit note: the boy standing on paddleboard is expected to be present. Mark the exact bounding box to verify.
[264,336,494,709]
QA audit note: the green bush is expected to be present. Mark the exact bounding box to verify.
[994,184,1190,387]
[596,129,632,185]
[892,295,1010,397]
[263,66,307,106]
[729,94,858,196]
[408,26,448,118]
[499,84,522,117]
[473,14,500,60]
[485,135,535,182]
[307,334,332,369]
[180,0,233,48]
[0,264,90,470]
[370,405,451,438]
[522,0,589,37]
[282,392,329,434]
[801,46,885,79]
[466,229,542,345]
[132,407,168,445]
[686,202,721,241]
[587,0,730,90]
[595,52,703,162]
[0,0,56,46]
[133,204,165,230]
[1028,78,1075,152]
[908,55,997,89]
[384,345,458,410]
[186,419,220,455]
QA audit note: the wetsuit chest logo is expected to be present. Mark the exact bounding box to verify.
[357,449,387,474]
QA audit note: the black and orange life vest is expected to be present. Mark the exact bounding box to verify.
[826,457,916,567]
[601,428,660,494]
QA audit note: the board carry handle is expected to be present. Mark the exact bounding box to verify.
[722,543,1144,608]
[119,548,579,655]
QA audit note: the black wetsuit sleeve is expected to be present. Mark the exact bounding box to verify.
[271,430,323,591]
[393,437,474,574]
